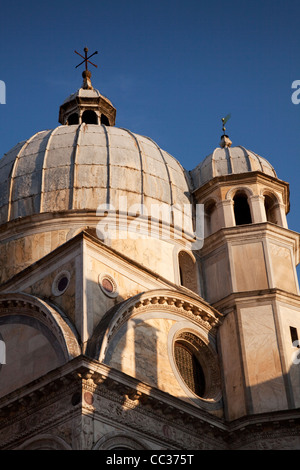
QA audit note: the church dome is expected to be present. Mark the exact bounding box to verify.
[191,136,277,189]
[0,124,192,226]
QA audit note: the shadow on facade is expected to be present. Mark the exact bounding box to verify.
[2,276,300,450]
[85,287,159,399]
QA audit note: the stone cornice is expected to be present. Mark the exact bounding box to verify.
[225,408,300,449]
[1,356,300,449]
[0,356,227,449]
[0,229,202,301]
[192,171,290,210]
[213,288,300,313]
[200,222,300,259]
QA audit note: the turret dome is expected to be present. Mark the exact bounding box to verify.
[191,135,277,189]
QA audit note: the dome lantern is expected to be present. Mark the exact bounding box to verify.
[58,47,116,126]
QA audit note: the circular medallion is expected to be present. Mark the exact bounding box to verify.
[98,273,118,298]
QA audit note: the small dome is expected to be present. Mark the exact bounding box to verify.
[191,144,277,189]
[0,124,192,226]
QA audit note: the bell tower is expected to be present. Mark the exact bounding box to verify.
[191,133,300,421]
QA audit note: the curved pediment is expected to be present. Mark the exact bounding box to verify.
[0,292,81,398]
[87,289,223,414]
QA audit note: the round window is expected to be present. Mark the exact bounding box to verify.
[57,276,69,292]
[98,273,118,298]
[170,330,222,407]
[52,271,70,296]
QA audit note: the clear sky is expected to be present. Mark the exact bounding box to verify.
[0,0,299,239]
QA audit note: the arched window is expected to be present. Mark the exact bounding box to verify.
[101,114,110,125]
[264,194,279,224]
[178,251,198,293]
[204,200,217,236]
[67,113,79,125]
[82,110,98,124]
[174,341,206,397]
[233,192,252,225]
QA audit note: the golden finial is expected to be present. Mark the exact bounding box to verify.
[220,114,232,148]
[221,113,231,135]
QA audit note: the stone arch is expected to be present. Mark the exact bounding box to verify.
[0,293,81,397]
[0,293,80,360]
[226,186,254,201]
[87,289,222,363]
[93,431,148,450]
[82,110,98,124]
[86,289,223,411]
[226,187,254,226]
[17,434,72,450]
[262,190,281,225]
[233,191,252,225]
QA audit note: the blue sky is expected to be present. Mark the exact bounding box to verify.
[0,0,299,238]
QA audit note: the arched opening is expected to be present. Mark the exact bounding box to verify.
[174,341,206,398]
[204,200,217,237]
[67,113,79,125]
[233,192,252,225]
[178,251,198,293]
[264,193,279,224]
[101,114,110,125]
[82,110,98,124]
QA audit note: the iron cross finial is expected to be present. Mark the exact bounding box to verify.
[74,47,98,71]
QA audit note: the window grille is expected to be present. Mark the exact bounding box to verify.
[174,342,205,397]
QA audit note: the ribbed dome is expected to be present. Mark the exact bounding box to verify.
[191,145,277,189]
[0,124,192,226]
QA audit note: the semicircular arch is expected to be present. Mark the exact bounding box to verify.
[226,185,254,200]
[17,434,72,450]
[87,289,222,364]
[93,431,149,450]
[0,292,81,361]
